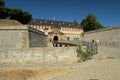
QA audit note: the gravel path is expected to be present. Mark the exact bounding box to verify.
[49,46,120,80]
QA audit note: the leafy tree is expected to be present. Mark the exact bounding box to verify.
[9,8,32,24]
[0,7,10,19]
[22,11,32,24]
[0,0,9,19]
[0,0,5,7]
[0,0,32,24]
[73,20,79,26]
[80,14,104,32]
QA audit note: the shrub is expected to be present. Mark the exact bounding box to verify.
[77,45,94,62]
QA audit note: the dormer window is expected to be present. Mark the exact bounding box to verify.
[51,22,53,24]
[33,19,36,22]
[69,24,71,26]
[59,23,61,25]
[45,21,47,23]
[40,21,42,23]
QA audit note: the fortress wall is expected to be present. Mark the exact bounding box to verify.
[0,25,30,49]
[0,47,77,64]
[0,24,47,49]
[82,26,120,42]
[28,27,47,47]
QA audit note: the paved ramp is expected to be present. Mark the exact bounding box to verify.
[49,46,120,80]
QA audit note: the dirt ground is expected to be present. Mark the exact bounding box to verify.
[0,68,72,80]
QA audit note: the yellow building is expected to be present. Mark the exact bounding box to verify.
[29,19,83,42]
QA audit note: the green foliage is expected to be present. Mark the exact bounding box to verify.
[0,0,9,19]
[0,0,5,7]
[73,20,79,26]
[0,0,32,24]
[77,45,94,62]
[9,8,32,24]
[80,14,104,32]
[0,7,11,19]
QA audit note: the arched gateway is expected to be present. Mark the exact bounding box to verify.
[53,36,58,42]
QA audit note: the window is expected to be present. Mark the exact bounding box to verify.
[45,21,47,23]
[40,25,42,29]
[51,22,53,24]
[59,23,61,25]
[37,25,39,29]
[73,38,79,41]
[71,28,73,31]
[40,21,42,23]
[69,24,70,26]
[67,37,70,41]
[63,27,65,31]
[33,19,36,22]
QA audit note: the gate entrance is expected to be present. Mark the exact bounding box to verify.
[53,36,58,42]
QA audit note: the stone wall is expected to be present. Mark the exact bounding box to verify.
[28,27,47,47]
[82,26,120,42]
[0,47,77,64]
[0,25,30,49]
[0,22,47,49]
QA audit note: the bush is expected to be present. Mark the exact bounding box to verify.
[77,45,94,62]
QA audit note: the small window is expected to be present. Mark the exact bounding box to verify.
[69,24,71,26]
[67,37,70,41]
[33,19,36,22]
[59,23,61,25]
[40,21,42,23]
[51,22,53,24]
[45,21,47,23]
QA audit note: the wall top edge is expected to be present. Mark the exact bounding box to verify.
[85,26,120,34]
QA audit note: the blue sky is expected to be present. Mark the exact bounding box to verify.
[5,0,120,27]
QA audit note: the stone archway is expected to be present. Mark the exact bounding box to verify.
[53,36,58,42]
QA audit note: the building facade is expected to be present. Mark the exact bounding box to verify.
[28,19,83,42]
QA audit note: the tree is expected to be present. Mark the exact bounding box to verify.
[73,20,79,26]
[9,8,32,24]
[80,14,104,32]
[0,0,9,19]
[0,0,5,7]
[22,11,32,24]
[0,0,32,24]
[0,7,10,19]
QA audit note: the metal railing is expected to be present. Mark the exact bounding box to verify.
[81,41,98,54]
[52,40,98,54]
[99,41,120,49]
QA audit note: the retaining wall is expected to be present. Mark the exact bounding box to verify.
[82,26,120,42]
[0,23,47,49]
[0,47,77,65]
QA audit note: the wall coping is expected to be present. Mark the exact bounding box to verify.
[28,27,45,35]
[0,19,22,25]
[85,26,120,34]
[0,25,28,30]
[0,25,45,35]
[2,46,76,50]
